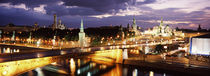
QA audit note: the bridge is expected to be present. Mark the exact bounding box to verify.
[1,44,210,76]
[0,46,125,76]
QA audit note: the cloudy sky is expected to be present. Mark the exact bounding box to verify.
[0,0,210,29]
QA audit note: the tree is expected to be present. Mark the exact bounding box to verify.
[155,44,164,53]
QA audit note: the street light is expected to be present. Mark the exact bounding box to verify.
[37,39,41,47]
[164,46,167,52]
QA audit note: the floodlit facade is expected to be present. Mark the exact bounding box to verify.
[129,17,141,35]
[78,19,90,47]
[144,17,184,37]
[52,14,66,30]
[57,19,66,30]
[190,34,210,55]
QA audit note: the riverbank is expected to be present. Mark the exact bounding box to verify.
[124,59,210,76]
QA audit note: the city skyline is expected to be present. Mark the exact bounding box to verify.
[0,0,210,29]
[0,1,210,76]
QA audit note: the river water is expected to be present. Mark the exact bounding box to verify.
[18,58,191,76]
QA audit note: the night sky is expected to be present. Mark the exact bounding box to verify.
[0,0,210,29]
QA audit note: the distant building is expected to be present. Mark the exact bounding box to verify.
[190,34,210,55]
[197,24,202,31]
[52,14,57,29]
[144,17,184,37]
[33,22,39,31]
[132,17,137,32]
[52,14,66,30]
[197,24,208,32]
[118,25,125,40]
[78,19,89,47]
[129,17,141,35]
[57,19,66,30]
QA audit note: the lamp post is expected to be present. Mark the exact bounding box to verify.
[164,46,167,52]
[37,39,41,47]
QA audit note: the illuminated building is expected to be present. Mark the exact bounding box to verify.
[52,14,57,29]
[129,17,141,35]
[190,34,210,55]
[11,31,15,41]
[118,25,125,40]
[57,19,66,30]
[27,32,32,43]
[78,19,88,47]
[144,17,184,37]
[132,17,137,32]
[52,14,66,30]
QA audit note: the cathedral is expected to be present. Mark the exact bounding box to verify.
[57,19,66,30]
[129,17,141,35]
[52,14,66,30]
[144,17,184,37]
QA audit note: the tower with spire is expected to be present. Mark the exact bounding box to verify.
[130,17,140,35]
[79,19,86,47]
[53,14,57,29]
[159,17,164,27]
[52,14,66,30]
[197,24,202,31]
[132,17,137,31]
[159,17,165,34]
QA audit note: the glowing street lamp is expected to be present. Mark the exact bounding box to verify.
[123,41,126,45]
[164,46,167,52]
[37,39,41,47]
[117,35,120,38]
[108,43,110,45]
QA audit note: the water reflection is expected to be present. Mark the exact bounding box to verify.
[0,47,20,53]
[77,59,81,67]
[70,58,75,75]
[87,72,91,76]
[123,68,128,76]
[35,68,44,76]
[132,69,138,76]
[149,71,154,76]
[101,64,122,76]
[19,58,185,76]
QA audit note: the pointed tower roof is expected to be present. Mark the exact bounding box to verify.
[160,17,164,26]
[133,17,136,24]
[132,17,137,28]
[80,19,84,32]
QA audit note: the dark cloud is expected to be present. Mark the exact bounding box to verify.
[136,0,156,5]
[45,5,104,16]
[0,0,58,8]
[0,0,210,29]
[0,7,51,26]
[62,0,129,12]
[0,0,157,16]
[0,0,129,15]
[61,0,157,14]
